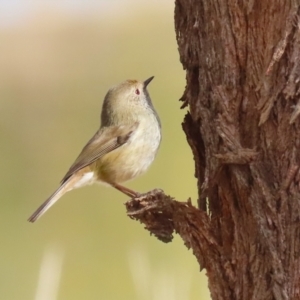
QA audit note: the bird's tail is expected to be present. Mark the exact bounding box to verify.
[28,178,73,223]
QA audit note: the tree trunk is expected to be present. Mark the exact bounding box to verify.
[127,1,300,299]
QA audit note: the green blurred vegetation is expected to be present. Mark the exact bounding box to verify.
[0,3,211,300]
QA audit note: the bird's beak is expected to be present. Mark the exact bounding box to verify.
[143,76,154,88]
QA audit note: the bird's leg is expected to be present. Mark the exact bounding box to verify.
[111,182,140,198]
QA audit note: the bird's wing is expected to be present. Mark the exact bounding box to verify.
[61,122,139,183]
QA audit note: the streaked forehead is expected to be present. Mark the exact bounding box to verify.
[108,79,139,93]
[126,79,138,85]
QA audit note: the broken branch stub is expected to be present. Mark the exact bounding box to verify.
[125,189,218,268]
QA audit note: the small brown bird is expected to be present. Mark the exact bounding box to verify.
[28,76,161,222]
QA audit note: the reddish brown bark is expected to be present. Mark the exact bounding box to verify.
[127,1,300,299]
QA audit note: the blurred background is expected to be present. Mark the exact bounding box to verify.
[0,1,211,299]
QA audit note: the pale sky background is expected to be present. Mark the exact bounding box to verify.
[0,0,170,27]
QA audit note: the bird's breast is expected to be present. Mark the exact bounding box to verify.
[95,116,161,184]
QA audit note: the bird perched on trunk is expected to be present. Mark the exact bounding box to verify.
[28,76,161,222]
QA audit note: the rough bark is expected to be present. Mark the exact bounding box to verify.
[126,1,300,299]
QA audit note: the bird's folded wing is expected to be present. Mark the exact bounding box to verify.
[61,122,139,183]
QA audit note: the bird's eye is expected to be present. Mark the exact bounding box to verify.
[135,89,140,95]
